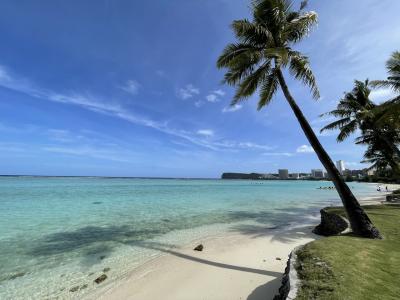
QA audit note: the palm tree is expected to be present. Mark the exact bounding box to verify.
[358,132,400,176]
[371,51,400,98]
[321,80,400,176]
[371,51,400,128]
[320,80,375,141]
[217,0,381,238]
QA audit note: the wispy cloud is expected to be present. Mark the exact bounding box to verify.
[177,84,200,100]
[0,142,27,153]
[0,65,275,154]
[206,94,219,102]
[120,79,140,95]
[206,89,226,103]
[262,152,293,157]
[197,129,214,137]
[42,146,135,162]
[213,89,226,97]
[194,100,204,108]
[296,145,315,153]
[222,104,242,113]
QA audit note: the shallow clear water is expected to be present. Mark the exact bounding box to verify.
[0,177,377,299]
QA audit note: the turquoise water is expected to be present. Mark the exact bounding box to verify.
[0,177,377,299]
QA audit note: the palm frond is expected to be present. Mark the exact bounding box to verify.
[231,63,271,105]
[336,119,358,142]
[284,11,318,43]
[288,52,320,99]
[320,117,350,132]
[231,19,274,46]
[257,68,279,110]
[217,43,261,69]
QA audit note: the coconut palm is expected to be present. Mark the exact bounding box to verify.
[371,51,400,128]
[371,51,400,97]
[321,79,400,178]
[217,0,381,238]
[357,131,400,176]
[320,80,375,141]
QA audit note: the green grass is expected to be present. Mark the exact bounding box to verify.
[295,204,400,300]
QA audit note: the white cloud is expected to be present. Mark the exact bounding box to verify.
[262,152,293,157]
[222,104,243,113]
[296,145,315,153]
[177,84,200,100]
[213,89,226,97]
[370,88,395,103]
[206,94,219,102]
[120,80,140,95]
[0,65,274,154]
[197,129,214,137]
[237,142,273,151]
[206,89,226,103]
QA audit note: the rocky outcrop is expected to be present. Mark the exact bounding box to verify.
[193,244,204,251]
[94,274,107,284]
[273,247,301,300]
[313,209,349,236]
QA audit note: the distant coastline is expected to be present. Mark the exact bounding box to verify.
[0,175,218,180]
[221,172,328,180]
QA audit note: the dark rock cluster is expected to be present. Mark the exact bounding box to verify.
[313,209,349,236]
[193,244,204,251]
[94,274,107,284]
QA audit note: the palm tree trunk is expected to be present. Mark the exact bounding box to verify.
[276,70,382,239]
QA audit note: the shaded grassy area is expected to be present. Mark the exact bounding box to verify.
[296,204,400,300]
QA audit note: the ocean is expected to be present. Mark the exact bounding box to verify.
[0,176,378,299]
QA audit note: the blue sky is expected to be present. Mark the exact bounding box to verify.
[0,0,399,177]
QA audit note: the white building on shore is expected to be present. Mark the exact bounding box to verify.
[336,160,346,175]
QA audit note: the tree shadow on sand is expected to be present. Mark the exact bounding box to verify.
[131,240,282,277]
[25,205,321,267]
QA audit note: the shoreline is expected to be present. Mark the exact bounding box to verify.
[84,191,392,300]
[85,224,318,300]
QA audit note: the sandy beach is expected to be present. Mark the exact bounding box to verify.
[83,188,398,300]
[86,225,317,300]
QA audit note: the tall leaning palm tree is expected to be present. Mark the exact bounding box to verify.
[217,0,381,238]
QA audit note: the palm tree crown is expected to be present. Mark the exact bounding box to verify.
[320,80,375,142]
[371,51,400,96]
[371,51,400,127]
[217,0,319,109]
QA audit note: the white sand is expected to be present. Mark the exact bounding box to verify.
[85,189,398,300]
[86,225,317,300]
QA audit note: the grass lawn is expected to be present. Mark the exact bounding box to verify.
[296,204,400,300]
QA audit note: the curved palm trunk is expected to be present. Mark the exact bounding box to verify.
[277,70,382,239]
